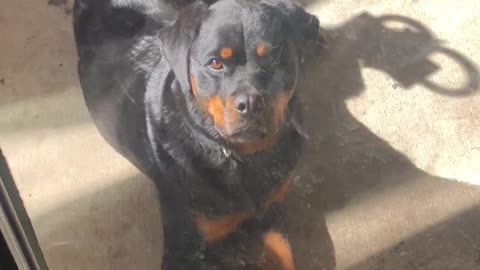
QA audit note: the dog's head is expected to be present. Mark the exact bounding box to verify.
[159,0,321,153]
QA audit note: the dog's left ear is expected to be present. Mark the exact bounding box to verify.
[265,0,325,61]
[159,1,209,92]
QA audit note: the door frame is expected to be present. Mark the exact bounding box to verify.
[0,148,49,270]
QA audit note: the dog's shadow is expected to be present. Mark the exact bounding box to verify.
[284,12,479,269]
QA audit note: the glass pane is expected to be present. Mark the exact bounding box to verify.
[1,0,479,269]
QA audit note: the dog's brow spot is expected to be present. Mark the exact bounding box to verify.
[256,43,268,57]
[220,47,233,60]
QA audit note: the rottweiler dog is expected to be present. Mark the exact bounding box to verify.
[73,0,322,268]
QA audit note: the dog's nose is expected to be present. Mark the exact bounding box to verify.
[234,92,265,116]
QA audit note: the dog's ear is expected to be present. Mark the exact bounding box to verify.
[159,1,209,92]
[265,0,325,61]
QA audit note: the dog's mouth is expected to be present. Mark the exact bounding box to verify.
[220,124,272,143]
[220,125,283,155]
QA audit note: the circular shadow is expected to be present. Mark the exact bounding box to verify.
[420,47,479,96]
[379,15,479,97]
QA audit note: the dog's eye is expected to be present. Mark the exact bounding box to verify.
[208,59,224,71]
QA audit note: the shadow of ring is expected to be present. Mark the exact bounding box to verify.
[378,15,479,97]
[420,47,480,96]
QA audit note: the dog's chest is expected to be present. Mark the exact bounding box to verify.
[189,149,296,216]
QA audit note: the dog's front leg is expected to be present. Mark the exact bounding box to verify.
[257,205,296,270]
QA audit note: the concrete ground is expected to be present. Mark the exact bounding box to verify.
[1,0,479,269]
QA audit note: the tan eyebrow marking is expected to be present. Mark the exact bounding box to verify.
[256,43,268,57]
[220,47,233,60]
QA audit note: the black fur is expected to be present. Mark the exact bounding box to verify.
[73,0,321,268]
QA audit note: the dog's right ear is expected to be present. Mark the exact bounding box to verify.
[159,1,209,92]
[262,0,325,62]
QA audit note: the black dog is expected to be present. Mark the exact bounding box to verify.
[73,0,321,268]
